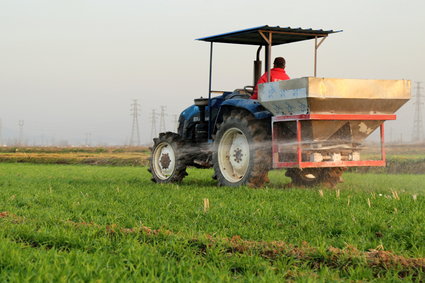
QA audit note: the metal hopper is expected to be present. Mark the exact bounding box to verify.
[259,77,410,144]
[259,77,411,168]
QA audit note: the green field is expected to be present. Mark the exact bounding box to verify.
[1,145,425,175]
[0,163,424,281]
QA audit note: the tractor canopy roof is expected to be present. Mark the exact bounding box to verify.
[196,25,341,46]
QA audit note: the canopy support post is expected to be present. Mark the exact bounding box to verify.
[267,32,272,82]
[314,36,327,77]
[207,42,213,141]
[258,30,273,82]
[259,31,273,82]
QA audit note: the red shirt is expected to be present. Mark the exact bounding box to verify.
[251,68,290,99]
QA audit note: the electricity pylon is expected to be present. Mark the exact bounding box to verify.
[0,118,2,146]
[159,105,167,132]
[412,82,424,143]
[150,109,158,140]
[129,99,141,146]
[18,120,24,146]
[173,114,179,132]
[85,132,92,146]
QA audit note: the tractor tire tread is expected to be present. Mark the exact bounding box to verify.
[213,109,271,188]
[149,132,188,184]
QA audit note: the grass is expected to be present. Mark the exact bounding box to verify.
[0,163,424,281]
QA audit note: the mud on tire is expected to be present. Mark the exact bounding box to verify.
[148,132,188,183]
[213,109,271,187]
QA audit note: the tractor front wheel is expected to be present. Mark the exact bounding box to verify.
[149,132,188,183]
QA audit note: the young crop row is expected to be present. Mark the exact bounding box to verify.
[350,157,425,174]
[0,211,423,282]
[0,163,423,281]
[0,146,149,154]
[0,152,149,166]
[1,149,425,175]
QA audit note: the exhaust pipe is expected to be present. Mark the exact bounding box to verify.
[194,98,209,142]
[253,46,262,85]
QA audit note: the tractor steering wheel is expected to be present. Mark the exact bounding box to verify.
[244,86,254,95]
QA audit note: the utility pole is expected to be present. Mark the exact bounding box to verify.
[129,99,141,146]
[412,82,424,143]
[18,120,24,146]
[150,109,158,139]
[159,105,167,132]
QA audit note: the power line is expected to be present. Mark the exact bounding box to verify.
[129,99,141,146]
[412,82,424,143]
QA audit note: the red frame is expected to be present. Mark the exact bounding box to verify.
[271,114,396,169]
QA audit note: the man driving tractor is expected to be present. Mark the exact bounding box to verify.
[251,57,290,99]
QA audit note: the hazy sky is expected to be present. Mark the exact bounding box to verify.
[1,0,424,145]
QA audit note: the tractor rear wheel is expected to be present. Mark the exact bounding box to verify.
[149,132,188,183]
[213,109,271,187]
[285,167,345,188]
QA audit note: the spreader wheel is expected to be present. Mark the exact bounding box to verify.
[148,132,188,183]
[285,167,345,188]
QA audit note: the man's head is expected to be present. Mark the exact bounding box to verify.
[273,57,286,69]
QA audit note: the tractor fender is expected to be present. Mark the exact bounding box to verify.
[213,99,272,134]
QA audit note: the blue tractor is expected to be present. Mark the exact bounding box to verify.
[148,25,347,187]
[150,25,411,188]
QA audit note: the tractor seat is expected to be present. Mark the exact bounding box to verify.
[225,89,251,100]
